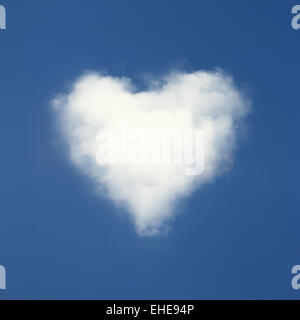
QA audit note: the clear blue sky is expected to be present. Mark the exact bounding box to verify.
[0,0,300,299]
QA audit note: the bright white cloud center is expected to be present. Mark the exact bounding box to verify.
[53,70,249,235]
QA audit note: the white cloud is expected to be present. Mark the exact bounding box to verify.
[53,70,249,235]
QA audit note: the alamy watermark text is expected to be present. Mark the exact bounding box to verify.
[96,125,205,176]
[292,5,300,30]
[0,265,6,290]
[291,265,300,290]
[0,5,6,30]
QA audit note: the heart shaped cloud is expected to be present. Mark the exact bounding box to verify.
[53,70,249,235]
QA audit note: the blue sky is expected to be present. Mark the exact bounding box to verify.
[0,0,300,299]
